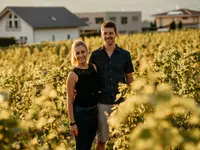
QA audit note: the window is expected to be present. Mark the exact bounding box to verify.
[50,16,57,21]
[8,14,13,28]
[129,30,138,34]
[173,17,178,21]
[95,17,104,24]
[194,17,199,22]
[19,36,27,44]
[52,35,55,41]
[182,17,188,20]
[6,13,20,31]
[109,17,116,22]
[81,17,89,22]
[121,17,127,24]
[14,20,18,28]
[81,17,90,24]
[132,16,139,21]
[67,34,71,39]
[9,21,12,28]
[14,16,19,28]
[167,11,183,15]
[119,30,126,34]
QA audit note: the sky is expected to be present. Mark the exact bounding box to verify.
[0,0,200,20]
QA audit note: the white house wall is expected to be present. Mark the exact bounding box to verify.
[0,11,34,44]
[34,28,79,43]
[155,16,200,28]
[106,12,142,33]
[76,11,142,33]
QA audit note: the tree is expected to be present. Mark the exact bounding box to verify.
[178,21,183,29]
[170,21,176,30]
[150,20,157,31]
[154,20,157,29]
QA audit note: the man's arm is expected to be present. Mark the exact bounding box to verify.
[124,52,134,85]
[126,73,133,85]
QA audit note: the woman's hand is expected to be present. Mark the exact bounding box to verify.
[70,124,78,136]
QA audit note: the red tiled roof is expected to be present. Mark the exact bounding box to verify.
[152,8,200,16]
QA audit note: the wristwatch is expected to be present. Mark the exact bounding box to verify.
[70,121,76,126]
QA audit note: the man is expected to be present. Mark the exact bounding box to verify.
[89,21,134,150]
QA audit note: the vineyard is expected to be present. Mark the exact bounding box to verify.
[0,29,199,150]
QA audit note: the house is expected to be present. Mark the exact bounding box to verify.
[152,8,200,29]
[76,11,142,34]
[142,20,151,32]
[0,6,87,44]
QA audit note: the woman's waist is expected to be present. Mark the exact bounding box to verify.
[74,97,98,106]
[75,92,99,98]
[74,105,97,117]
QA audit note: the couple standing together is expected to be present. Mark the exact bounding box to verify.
[67,21,134,150]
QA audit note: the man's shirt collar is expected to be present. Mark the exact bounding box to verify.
[100,44,121,53]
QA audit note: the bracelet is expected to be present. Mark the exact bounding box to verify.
[69,121,76,126]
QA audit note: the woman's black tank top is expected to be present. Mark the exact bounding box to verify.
[73,64,99,107]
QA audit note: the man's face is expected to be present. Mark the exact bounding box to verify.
[101,27,117,46]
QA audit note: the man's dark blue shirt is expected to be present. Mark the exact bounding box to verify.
[89,44,134,104]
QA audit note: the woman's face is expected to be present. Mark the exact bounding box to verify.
[74,45,88,65]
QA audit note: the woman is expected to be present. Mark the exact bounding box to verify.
[66,40,99,150]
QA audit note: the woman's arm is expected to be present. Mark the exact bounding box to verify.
[66,71,78,135]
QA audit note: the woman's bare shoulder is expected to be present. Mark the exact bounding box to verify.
[67,71,78,83]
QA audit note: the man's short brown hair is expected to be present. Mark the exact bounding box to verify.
[101,21,117,34]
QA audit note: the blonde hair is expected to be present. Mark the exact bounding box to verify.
[71,40,88,66]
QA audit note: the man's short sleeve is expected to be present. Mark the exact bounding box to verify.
[124,52,134,74]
